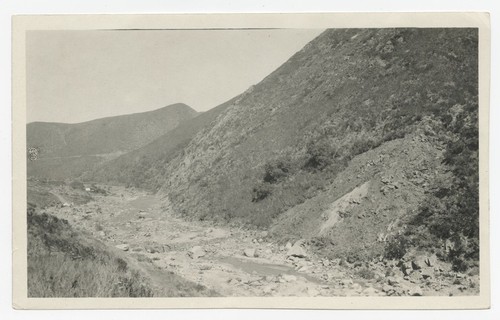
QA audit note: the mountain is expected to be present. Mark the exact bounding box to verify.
[89,28,479,267]
[82,98,235,190]
[27,103,198,180]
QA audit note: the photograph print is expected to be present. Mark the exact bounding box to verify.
[14,13,489,308]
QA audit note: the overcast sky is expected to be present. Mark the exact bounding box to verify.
[26,29,323,124]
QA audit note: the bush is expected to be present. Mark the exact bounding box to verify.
[263,159,292,183]
[69,180,85,190]
[304,139,338,170]
[251,182,272,202]
[384,234,411,260]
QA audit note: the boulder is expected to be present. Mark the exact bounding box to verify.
[262,285,273,295]
[421,267,434,280]
[409,286,423,296]
[281,274,297,282]
[362,287,378,296]
[115,244,129,251]
[286,240,308,258]
[244,248,257,258]
[307,288,320,296]
[387,276,400,286]
[188,246,206,259]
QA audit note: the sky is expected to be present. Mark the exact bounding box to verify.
[26,29,323,124]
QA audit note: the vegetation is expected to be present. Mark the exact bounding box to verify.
[27,207,216,297]
[387,97,479,271]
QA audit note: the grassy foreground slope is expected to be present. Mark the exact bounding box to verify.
[27,187,216,297]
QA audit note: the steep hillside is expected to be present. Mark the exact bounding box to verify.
[147,28,478,265]
[156,28,477,223]
[27,103,198,179]
[83,98,234,190]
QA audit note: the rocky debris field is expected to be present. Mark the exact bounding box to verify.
[43,185,479,297]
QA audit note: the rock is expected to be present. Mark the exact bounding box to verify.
[188,246,206,259]
[244,248,256,258]
[98,230,106,238]
[281,274,297,282]
[279,246,285,251]
[307,288,320,296]
[265,249,273,255]
[263,285,273,294]
[340,278,353,286]
[322,259,330,267]
[408,271,422,283]
[409,286,423,296]
[286,240,308,258]
[421,267,434,280]
[330,258,341,266]
[362,287,378,295]
[115,244,129,251]
[285,242,293,250]
[387,277,400,286]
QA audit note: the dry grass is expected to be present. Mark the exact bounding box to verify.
[27,210,217,297]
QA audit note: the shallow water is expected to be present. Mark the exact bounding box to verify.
[220,256,323,284]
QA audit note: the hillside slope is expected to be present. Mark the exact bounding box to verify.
[156,28,477,226]
[27,103,198,179]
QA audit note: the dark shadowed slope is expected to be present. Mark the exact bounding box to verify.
[27,103,198,180]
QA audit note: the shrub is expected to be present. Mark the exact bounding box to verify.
[69,180,85,190]
[384,234,411,260]
[304,139,338,170]
[251,182,272,202]
[263,159,292,183]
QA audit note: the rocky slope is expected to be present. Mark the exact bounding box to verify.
[27,103,198,180]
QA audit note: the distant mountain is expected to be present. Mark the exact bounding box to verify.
[27,103,198,179]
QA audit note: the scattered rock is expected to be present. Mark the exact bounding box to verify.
[387,277,400,286]
[263,285,273,294]
[322,259,330,267]
[421,268,434,280]
[362,287,378,295]
[287,240,308,258]
[244,248,257,258]
[409,286,423,296]
[188,246,206,259]
[115,244,129,251]
[281,274,297,282]
[307,287,320,296]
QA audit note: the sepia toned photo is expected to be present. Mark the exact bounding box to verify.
[12,13,490,309]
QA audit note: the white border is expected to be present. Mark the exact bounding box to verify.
[2,1,499,320]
